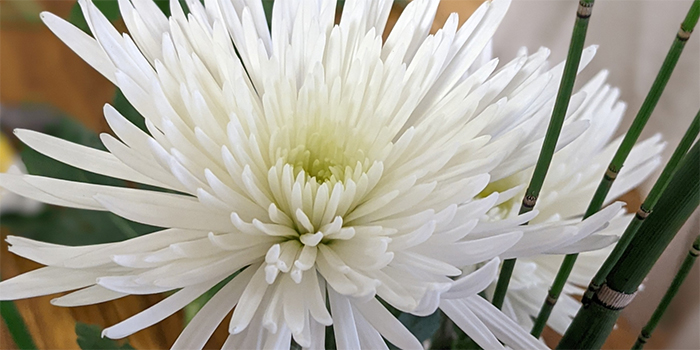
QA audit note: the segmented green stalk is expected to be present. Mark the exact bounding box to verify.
[530,252,578,337]
[530,0,700,335]
[557,141,700,349]
[582,110,700,304]
[534,110,700,337]
[491,0,596,310]
[631,234,700,350]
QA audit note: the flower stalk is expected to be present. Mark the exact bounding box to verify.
[530,0,700,335]
[491,0,596,310]
[556,140,700,349]
[582,109,700,305]
[631,234,700,350]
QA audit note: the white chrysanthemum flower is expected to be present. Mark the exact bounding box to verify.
[480,69,665,335]
[0,0,631,348]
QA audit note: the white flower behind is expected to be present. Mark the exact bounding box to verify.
[479,68,665,335]
[0,0,633,349]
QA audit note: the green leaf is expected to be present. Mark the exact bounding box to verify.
[75,323,134,350]
[68,0,121,34]
[153,0,190,17]
[153,0,172,16]
[262,0,274,29]
[290,340,303,350]
[68,4,90,34]
[398,311,441,344]
[1,206,150,245]
[112,89,147,133]
[324,324,337,350]
[452,328,483,350]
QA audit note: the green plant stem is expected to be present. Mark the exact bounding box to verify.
[602,0,699,196]
[631,234,700,350]
[530,1,700,335]
[534,110,700,337]
[581,110,700,305]
[557,140,700,349]
[0,276,37,350]
[530,253,578,337]
[491,0,596,310]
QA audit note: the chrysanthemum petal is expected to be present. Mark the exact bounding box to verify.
[39,11,118,84]
[353,298,423,350]
[328,289,361,350]
[0,172,96,210]
[0,267,101,300]
[442,257,500,299]
[94,192,233,232]
[14,129,172,189]
[440,299,504,350]
[50,285,126,307]
[171,267,256,350]
[102,279,221,339]
[463,296,548,350]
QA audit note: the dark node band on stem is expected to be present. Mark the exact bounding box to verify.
[636,207,651,220]
[521,195,537,209]
[677,25,693,41]
[690,245,700,257]
[604,166,618,180]
[577,1,593,18]
[637,331,650,344]
[545,294,558,306]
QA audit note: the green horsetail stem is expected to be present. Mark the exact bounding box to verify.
[631,234,700,350]
[491,0,596,310]
[583,110,700,305]
[556,141,700,349]
[535,108,700,337]
[530,0,700,336]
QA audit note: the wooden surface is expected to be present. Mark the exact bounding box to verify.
[0,1,671,349]
[0,228,231,350]
[0,0,115,133]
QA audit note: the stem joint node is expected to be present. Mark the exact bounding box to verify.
[678,25,693,41]
[595,284,637,310]
[605,166,619,180]
[577,0,594,18]
[636,207,651,220]
[690,245,700,257]
[522,195,537,209]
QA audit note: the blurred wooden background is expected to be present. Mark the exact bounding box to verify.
[0,1,670,349]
